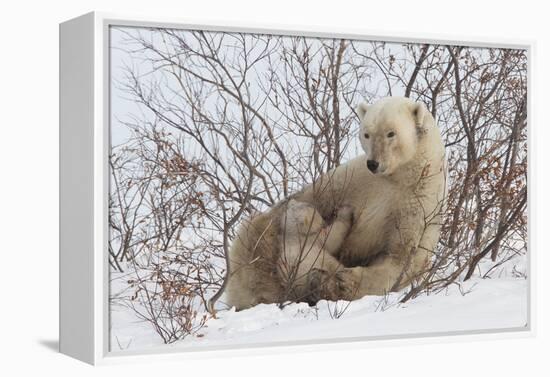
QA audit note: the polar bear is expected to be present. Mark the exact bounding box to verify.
[298,96,447,296]
[211,96,446,312]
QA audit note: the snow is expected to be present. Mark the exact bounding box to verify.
[110,255,528,353]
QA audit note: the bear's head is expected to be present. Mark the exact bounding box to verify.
[356,97,430,175]
[283,199,324,236]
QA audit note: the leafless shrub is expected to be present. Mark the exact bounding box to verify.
[109,127,219,342]
[395,46,527,302]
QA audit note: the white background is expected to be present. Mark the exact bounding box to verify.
[0,0,547,375]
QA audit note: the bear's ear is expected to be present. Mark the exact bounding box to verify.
[356,102,369,121]
[411,102,428,135]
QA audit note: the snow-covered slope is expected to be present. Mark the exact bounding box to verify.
[110,255,528,352]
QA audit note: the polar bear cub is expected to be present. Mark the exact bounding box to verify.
[279,199,354,304]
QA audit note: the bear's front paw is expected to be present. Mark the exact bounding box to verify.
[336,205,354,223]
[305,268,340,305]
[335,269,360,301]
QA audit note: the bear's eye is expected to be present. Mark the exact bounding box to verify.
[364,133,370,139]
[387,131,395,138]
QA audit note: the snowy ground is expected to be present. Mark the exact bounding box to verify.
[110,254,528,353]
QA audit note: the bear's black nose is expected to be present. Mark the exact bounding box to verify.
[367,160,379,173]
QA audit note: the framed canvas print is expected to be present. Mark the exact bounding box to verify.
[59,12,532,365]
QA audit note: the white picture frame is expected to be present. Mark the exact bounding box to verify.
[59,11,534,365]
